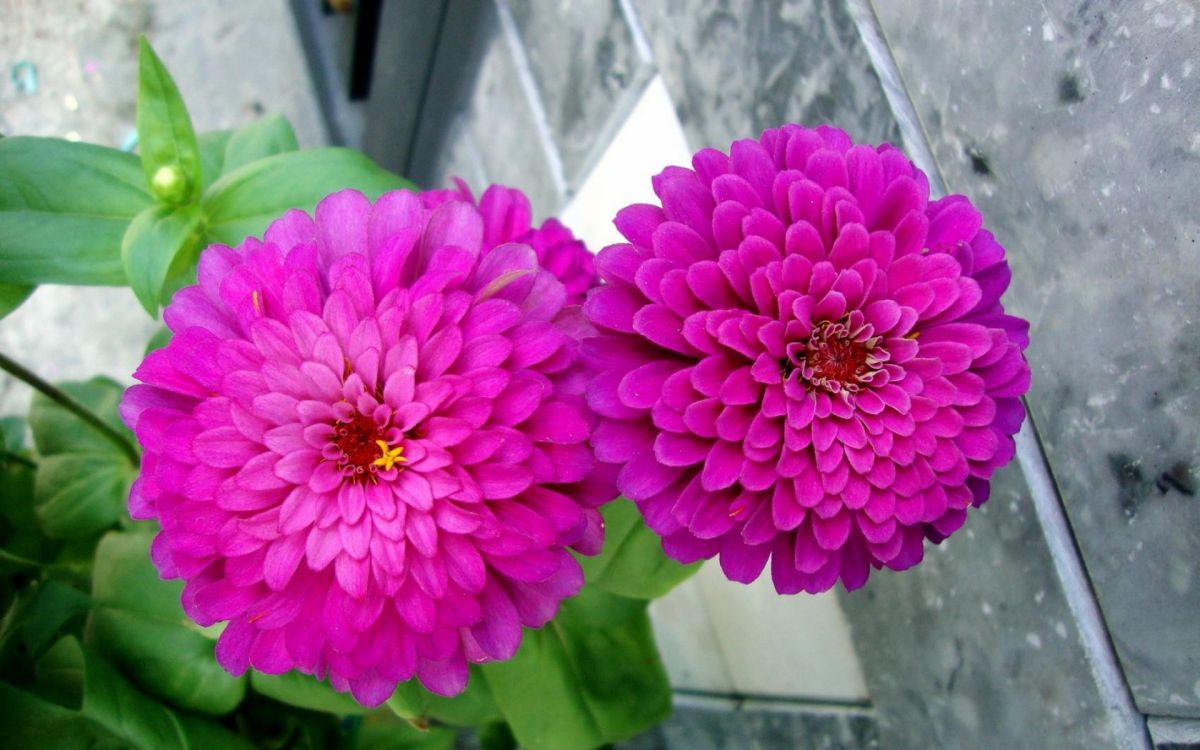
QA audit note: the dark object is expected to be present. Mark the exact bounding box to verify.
[289,0,490,183]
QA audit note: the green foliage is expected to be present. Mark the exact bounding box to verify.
[0,34,691,750]
[202,148,414,245]
[144,326,173,355]
[578,498,701,599]
[86,531,248,715]
[357,718,457,750]
[386,667,503,727]
[250,670,370,716]
[136,37,202,206]
[0,38,408,316]
[0,283,33,319]
[122,203,204,315]
[28,378,136,539]
[0,417,52,573]
[0,677,124,750]
[223,114,300,173]
[0,137,153,286]
[0,580,92,675]
[481,587,673,750]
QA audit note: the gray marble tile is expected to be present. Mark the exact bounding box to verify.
[617,696,878,750]
[460,13,565,219]
[1150,716,1200,750]
[871,0,1200,717]
[627,0,900,150]
[839,462,1136,749]
[425,114,491,198]
[502,0,654,191]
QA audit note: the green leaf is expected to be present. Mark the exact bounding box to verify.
[121,203,203,315]
[197,131,233,193]
[424,668,502,726]
[385,680,429,720]
[0,418,43,564]
[250,670,369,716]
[82,647,189,750]
[385,668,501,726]
[202,148,414,244]
[1,415,26,452]
[0,283,33,318]
[223,115,299,174]
[137,37,201,205]
[28,378,135,539]
[175,712,256,750]
[0,580,92,673]
[87,531,247,715]
[88,531,179,619]
[35,634,87,705]
[28,377,132,458]
[478,721,517,750]
[481,591,671,750]
[34,454,131,539]
[0,136,153,285]
[145,326,172,355]
[0,679,122,750]
[577,499,700,599]
[357,720,456,750]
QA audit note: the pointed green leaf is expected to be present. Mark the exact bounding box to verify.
[121,203,203,315]
[578,499,700,599]
[223,115,299,173]
[202,148,414,244]
[137,37,201,205]
[197,130,233,192]
[0,136,153,285]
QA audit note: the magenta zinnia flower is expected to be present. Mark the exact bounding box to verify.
[422,180,598,303]
[121,188,614,705]
[583,125,1031,594]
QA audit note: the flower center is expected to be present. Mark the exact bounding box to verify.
[788,319,884,394]
[330,412,406,480]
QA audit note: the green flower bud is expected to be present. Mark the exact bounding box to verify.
[150,164,190,204]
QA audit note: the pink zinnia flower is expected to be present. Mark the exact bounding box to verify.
[422,180,598,303]
[121,188,614,705]
[583,125,1031,594]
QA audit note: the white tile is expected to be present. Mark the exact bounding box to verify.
[695,563,869,702]
[560,75,693,252]
[648,569,734,693]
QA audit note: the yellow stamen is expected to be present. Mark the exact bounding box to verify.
[372,440,407,471]
[251,290,263,315]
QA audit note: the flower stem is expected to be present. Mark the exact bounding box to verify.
[0,351,139,466]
